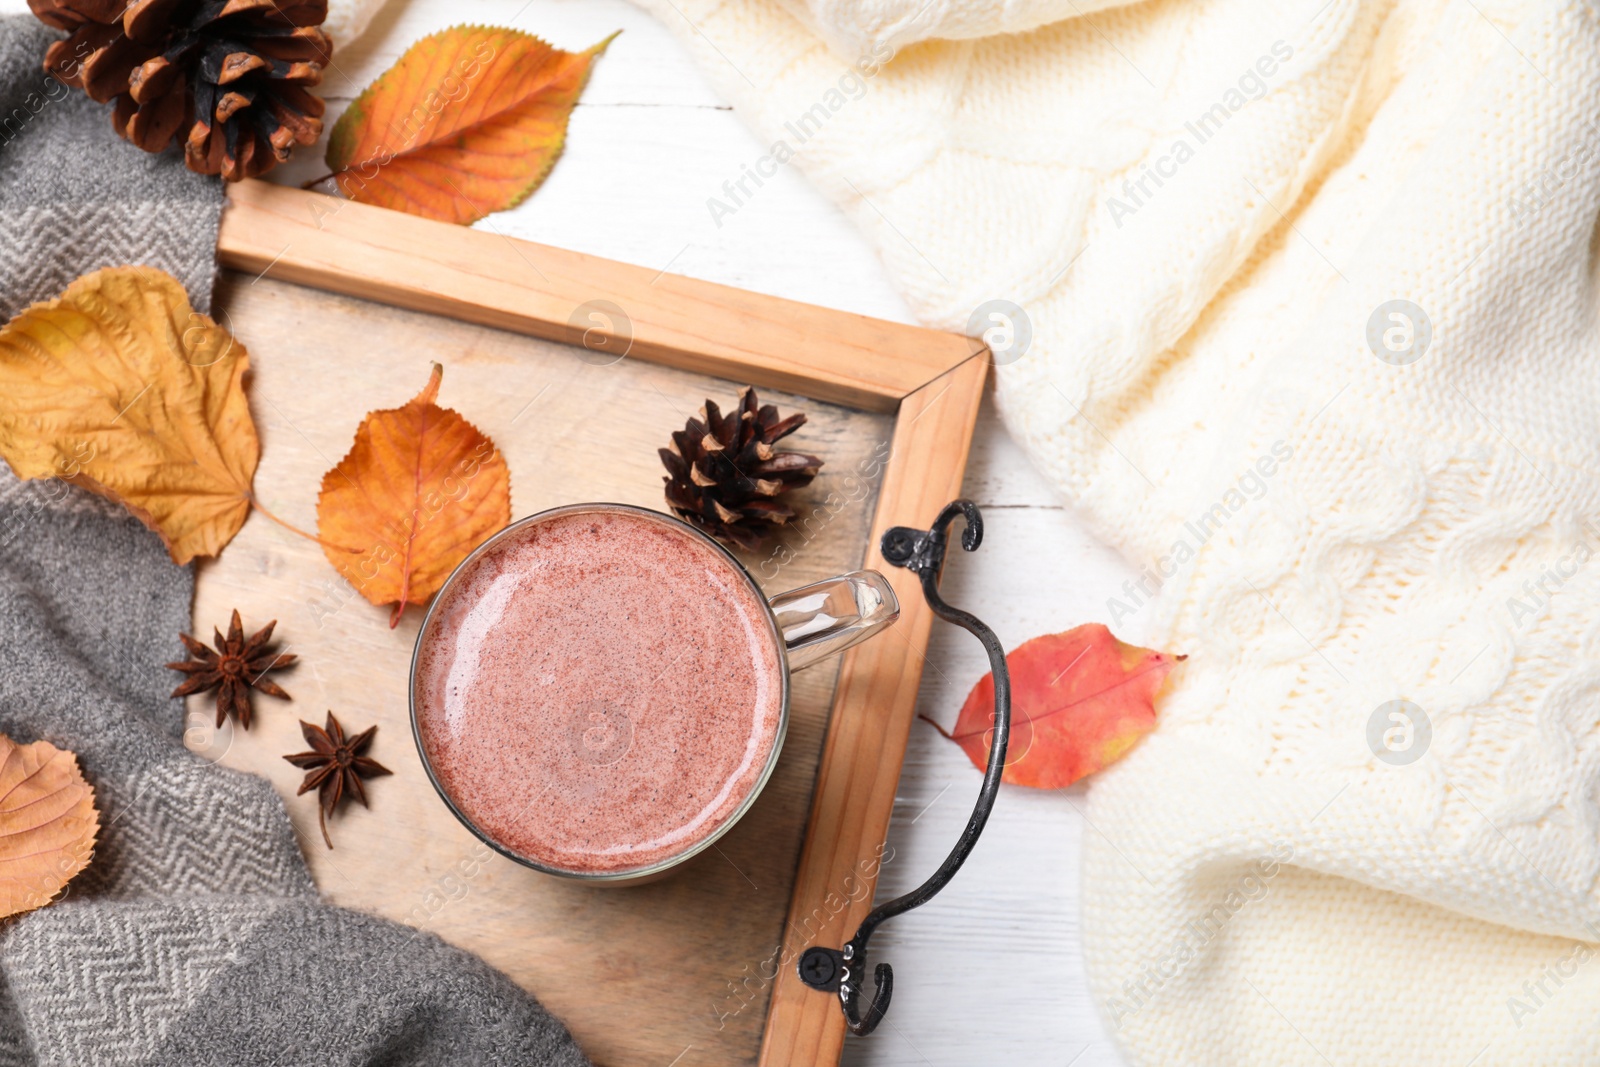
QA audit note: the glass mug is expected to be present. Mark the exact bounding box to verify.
[409,502,899,884]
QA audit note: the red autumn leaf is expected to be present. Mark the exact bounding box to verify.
[926,624,1182,789]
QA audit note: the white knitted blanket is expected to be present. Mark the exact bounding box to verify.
[632,0,1600,1063]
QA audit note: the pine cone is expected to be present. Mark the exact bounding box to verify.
[31,0,331,181]
[660,387,824,550]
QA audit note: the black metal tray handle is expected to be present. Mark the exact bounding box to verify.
[796,499,1012,1036]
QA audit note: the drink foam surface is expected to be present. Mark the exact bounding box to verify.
[415,507,785,874]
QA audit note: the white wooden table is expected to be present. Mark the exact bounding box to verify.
[3,0,1142,1061]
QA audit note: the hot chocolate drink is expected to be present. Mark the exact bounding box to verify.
[413,505,786,875]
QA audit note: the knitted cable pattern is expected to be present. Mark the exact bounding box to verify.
[634,0,1600,1061]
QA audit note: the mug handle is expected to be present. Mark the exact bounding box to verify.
[768,571,899,671]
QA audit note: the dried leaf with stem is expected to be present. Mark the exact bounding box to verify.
[925,624,1183,789]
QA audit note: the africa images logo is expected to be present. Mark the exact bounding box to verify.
[1366,700,1430,766]
[1366,299,1431,365]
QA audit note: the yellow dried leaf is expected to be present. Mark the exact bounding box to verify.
[0,735,98,919]
[323,25,617,224]
[0,267,258,565]
[317,363,510,627]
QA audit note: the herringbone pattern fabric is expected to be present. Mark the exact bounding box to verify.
[4,900,289,1064]
[0,24,221,316]
[0,15,589,1065]
[0,204,222,318]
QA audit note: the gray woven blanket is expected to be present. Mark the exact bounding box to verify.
[0,16,588,1066]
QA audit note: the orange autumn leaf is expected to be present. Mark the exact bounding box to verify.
[928,624,1182,789]
[0,266,258,565]
[316,363,510,628]
[0,735,99,919]
[323,25,617,224]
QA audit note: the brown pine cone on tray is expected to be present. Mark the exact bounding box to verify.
[29,0,332,181]
[661,387,825,551]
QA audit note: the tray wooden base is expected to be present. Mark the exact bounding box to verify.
[203,182,987,1066]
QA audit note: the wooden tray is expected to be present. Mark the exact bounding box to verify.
[195,181,986,1067]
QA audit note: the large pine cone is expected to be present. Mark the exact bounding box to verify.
[661,387,824,550]
[31,0,331,180]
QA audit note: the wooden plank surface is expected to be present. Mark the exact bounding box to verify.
[194,270,906,1067]
[761,355,989,1067]
[216,182,979,413]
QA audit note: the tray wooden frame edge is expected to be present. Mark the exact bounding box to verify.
[215,180,991,1067]
[756,354,987,1067]
[216,181,979,411]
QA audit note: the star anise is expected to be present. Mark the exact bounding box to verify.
[283,712,391,849]
[166,610,295,730]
